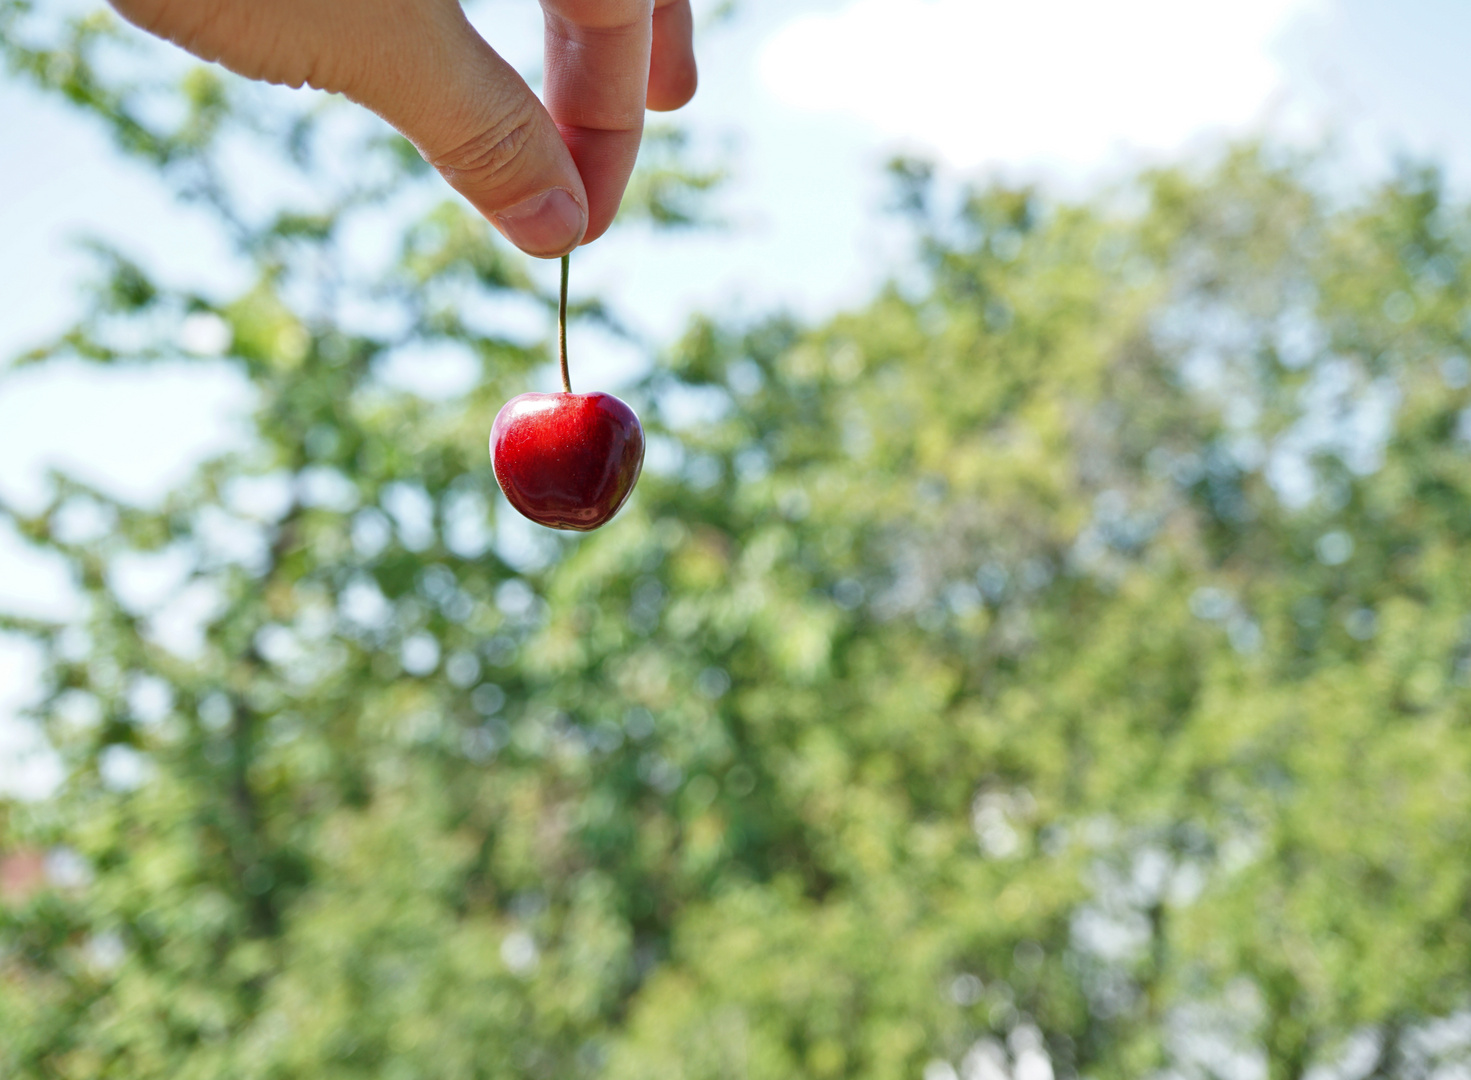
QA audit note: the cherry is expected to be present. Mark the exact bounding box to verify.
[489,255,645,531]
[491,391,644,530]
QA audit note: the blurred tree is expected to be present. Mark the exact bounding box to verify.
[4,5,1471,1079]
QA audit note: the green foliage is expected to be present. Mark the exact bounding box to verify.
[5,10,1471,1080]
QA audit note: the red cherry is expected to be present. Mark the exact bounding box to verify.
[490,391,645,531]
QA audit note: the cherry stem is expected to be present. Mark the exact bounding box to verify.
[558,253,571,394]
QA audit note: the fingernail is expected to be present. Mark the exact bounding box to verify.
[492,189,586,257]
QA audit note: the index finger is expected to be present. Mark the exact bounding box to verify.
[540,0,654,244]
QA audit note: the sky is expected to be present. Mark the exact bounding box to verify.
[3,0,1471,793]
[761,0,1315,171]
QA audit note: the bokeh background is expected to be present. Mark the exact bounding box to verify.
[6,1,1471,1076]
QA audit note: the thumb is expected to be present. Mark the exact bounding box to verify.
[349,3,589,258]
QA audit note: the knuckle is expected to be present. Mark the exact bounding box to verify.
[427,107,540,193]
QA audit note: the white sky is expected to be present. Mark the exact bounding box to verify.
[758,0,1322,171]
[3,0,1471,792]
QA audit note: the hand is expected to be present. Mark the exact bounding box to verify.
[108,0,697,257]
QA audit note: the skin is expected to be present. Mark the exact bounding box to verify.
[108,0,698,257]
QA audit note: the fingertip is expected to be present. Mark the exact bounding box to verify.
[491,188,588,258]
[649,0,696,112]
[576,205,617,247]
[647,60,697,112]
[556,123,642,245]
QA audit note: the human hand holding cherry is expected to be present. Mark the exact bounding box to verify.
[491,256,645,530]
[108,0,697,257]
